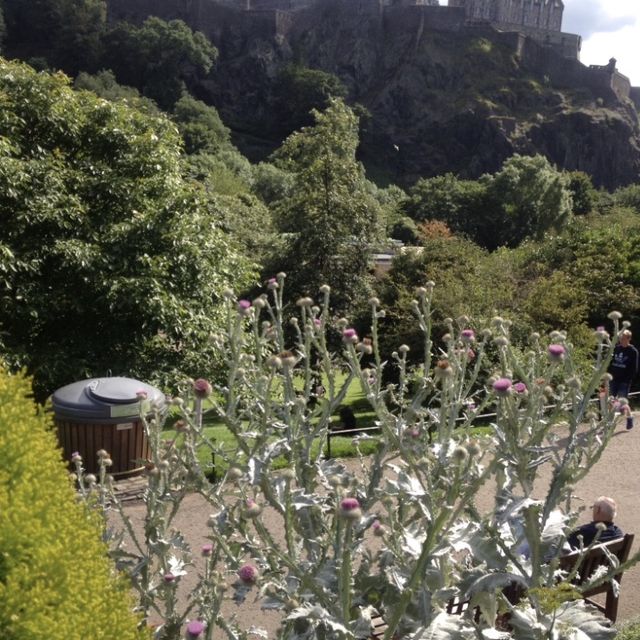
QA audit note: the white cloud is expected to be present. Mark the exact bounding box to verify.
[562,0,637,38]
[442,1,640,85]
[563,0,640,85]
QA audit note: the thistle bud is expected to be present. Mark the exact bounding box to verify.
[492,378,512,396]
[548,344,566,362]
[193,378,213,398]
[227,466,243,481]
[242,498,262,519]
[238,564,259,584]
[186,620,206,639]
[339,497,362,520]
[372,520,385,537]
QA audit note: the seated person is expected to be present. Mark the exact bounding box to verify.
[567,496,624,549]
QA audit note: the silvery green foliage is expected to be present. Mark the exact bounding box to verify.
[79,276,633,640]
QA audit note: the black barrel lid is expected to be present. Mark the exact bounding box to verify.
[52,376,165,423]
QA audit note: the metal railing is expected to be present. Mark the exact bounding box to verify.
[325,390,640,458]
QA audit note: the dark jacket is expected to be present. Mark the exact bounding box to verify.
[567,521,624,549]
[609,344,639,383]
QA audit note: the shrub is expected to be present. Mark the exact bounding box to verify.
[0,367,148,640]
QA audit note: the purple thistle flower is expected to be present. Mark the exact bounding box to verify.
[186,620,206,638]
[342,328,358,344]
[193,378,213,399]
[163,573,176,583]
[237,299,252,316]
[340,497,360,511]
[548,344,566,361]
[461,329,475,343]
[513,382,527,394]
[372,520,385,537]
[71,451,82,462]
[339,496,362,519]
[238,564,258,584]
[493,378,512,396]
[201,544,213,556]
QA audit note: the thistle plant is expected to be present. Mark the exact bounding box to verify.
[78,276,637,640]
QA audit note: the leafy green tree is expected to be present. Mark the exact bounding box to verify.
[566,170,597,215]
[0,59,255,399]
[271,64,347,135]
[74,69,160,114]
[172,93,230,154]
[402,158,573,250]
[270,99,381,314]
[401,173,488,243]
[514,223,640,330]
[390,216,419,244]
[481,154,573,248]
[3,0,105,73]
[378,236,499,359]
[251,161,295,206]
[101,17,217,109]
[613,183,640,213]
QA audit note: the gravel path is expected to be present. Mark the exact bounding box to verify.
[115,413,640,634]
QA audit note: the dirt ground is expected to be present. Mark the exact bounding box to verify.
[115,414,640,635]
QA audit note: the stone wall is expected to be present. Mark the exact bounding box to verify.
[449,0,562,32]
[384,4,466,33]
[496,22,579,57]
[515,37,632,104]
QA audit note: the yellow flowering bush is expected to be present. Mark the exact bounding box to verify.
[0,368,148,640]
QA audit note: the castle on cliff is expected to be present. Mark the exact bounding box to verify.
[107,0,635,103]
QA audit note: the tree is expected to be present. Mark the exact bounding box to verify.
[0,59,256,399]
[269,99,381,314]
[378,235,498,360]
[482,154,573,248]
[271,64,347,135]
[101,17,217,109]
[401,173,488,244]
[3,0,106,73]
[74,69,160,114]
[172,93,231,155]
[566,170,597,215]
[613,183,640,213]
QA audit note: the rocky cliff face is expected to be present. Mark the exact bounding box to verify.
[185,2,640,188]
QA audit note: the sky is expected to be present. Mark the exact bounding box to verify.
[562,0,640,85]
[443,1,640,86]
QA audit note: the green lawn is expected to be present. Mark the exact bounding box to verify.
[162,373,381,473]
[162,373,493,476]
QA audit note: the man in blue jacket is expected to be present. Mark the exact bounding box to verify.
[567,496,624,549]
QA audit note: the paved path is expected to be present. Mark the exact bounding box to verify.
[116,415,640,634]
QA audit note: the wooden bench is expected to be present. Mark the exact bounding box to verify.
[370,534,634,637]
[558,533,634,622]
